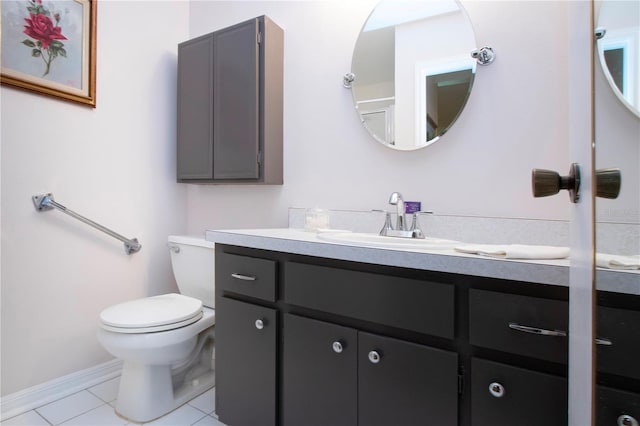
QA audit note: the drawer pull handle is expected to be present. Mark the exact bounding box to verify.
[508,322,567,337]
[618,414,639,426]
[332,341,343,353]
[368,350,381,364]
[255,319,264,330]
[231,273,257,281]
[489,382,505,398]
[509,324,613,345]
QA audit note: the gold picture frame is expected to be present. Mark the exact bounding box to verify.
[1,0,97,107]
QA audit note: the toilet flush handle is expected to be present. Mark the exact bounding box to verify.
[167,243,180,253]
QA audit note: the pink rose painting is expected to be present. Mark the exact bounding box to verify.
[1,0,96,106]
[22,0,67,77]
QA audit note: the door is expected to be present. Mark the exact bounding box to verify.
[282,314,357,426]
[215,297,277,426]
[593,0,640,425]
[566,3,596,425]
[471,357,568,426]
[213,18,260,180]
[177,34,214,180]
[358,332,458,426]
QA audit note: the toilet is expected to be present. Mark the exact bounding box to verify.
[97,235,216,423]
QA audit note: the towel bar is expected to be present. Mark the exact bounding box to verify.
[32,193,142,255]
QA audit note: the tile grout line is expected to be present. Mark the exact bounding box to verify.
[43,400,110,426]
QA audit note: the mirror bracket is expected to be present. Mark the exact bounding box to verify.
[471,46,496,65]
[343,72,355,88]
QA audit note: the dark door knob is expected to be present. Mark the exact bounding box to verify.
[532,165,621,203]
[595,168,621,199]
[532,163,581,203]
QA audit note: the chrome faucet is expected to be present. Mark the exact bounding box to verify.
[378,192,429,239]
[388,192,406,231]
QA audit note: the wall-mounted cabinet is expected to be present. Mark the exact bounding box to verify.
[177,16,283,184]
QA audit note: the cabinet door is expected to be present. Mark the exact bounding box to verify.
[215,297,276,426]
[177,34,214,180]
[358,332,458,426]
[471,357,567,426]
[596,385,640,426]
[597,305,640,379]
[283,314,357,426]
[213,18,260,180]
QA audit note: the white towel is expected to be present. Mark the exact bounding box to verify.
[455,244,570,260]
[596,253,640,270]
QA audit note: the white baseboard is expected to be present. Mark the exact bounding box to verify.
[1,359,123,421]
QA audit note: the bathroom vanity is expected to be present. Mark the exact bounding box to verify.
[207,229,640,426]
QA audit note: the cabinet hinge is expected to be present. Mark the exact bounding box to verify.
[458,374,464,395]
[257,151,262,166]
[257,32,262,44]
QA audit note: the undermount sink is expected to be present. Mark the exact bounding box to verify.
[316,232,460,250]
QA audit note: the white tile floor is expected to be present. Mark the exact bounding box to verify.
[1,377,226,426]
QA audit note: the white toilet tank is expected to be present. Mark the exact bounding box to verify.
[168,235,215,308]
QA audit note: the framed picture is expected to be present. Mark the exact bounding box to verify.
[1,0,97,107]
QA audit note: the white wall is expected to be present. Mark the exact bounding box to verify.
[186,0,571,235]
[1,1,189,396]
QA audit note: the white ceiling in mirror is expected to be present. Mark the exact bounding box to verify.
[349,0,479,151]
[363,0,460,31]
[596,0,640,117]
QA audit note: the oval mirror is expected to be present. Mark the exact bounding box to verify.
[596,0,640,117]
[350,0,478,151]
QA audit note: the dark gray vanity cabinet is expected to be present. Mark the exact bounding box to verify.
[214,244,640,426]
[177,16,283,184]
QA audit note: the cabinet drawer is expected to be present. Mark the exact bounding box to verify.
[469,289,568,363]
[597,385,640,426]
[471,357,567,426]
[216,252,277,302]
[284,262,454,339]
[597,306,640,379]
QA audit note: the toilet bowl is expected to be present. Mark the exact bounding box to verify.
[97,236,215,423]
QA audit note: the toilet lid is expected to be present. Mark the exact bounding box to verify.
[100,293,203,331]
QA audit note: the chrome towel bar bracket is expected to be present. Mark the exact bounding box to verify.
[32,193,142,255]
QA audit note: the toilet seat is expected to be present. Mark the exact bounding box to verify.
[100,293,203,334]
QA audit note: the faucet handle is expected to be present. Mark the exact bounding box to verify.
[379,212,394,236]
[409,212,429,239]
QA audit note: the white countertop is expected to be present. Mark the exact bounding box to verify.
[205,228,639,295]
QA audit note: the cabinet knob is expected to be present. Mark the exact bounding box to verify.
[332,341,343,353]
[618,415,639,426]
[368,350,381,364]
[255,319,264,330]
[489,382,505,398]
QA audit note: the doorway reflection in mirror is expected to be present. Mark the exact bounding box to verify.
[596,0,640,117]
